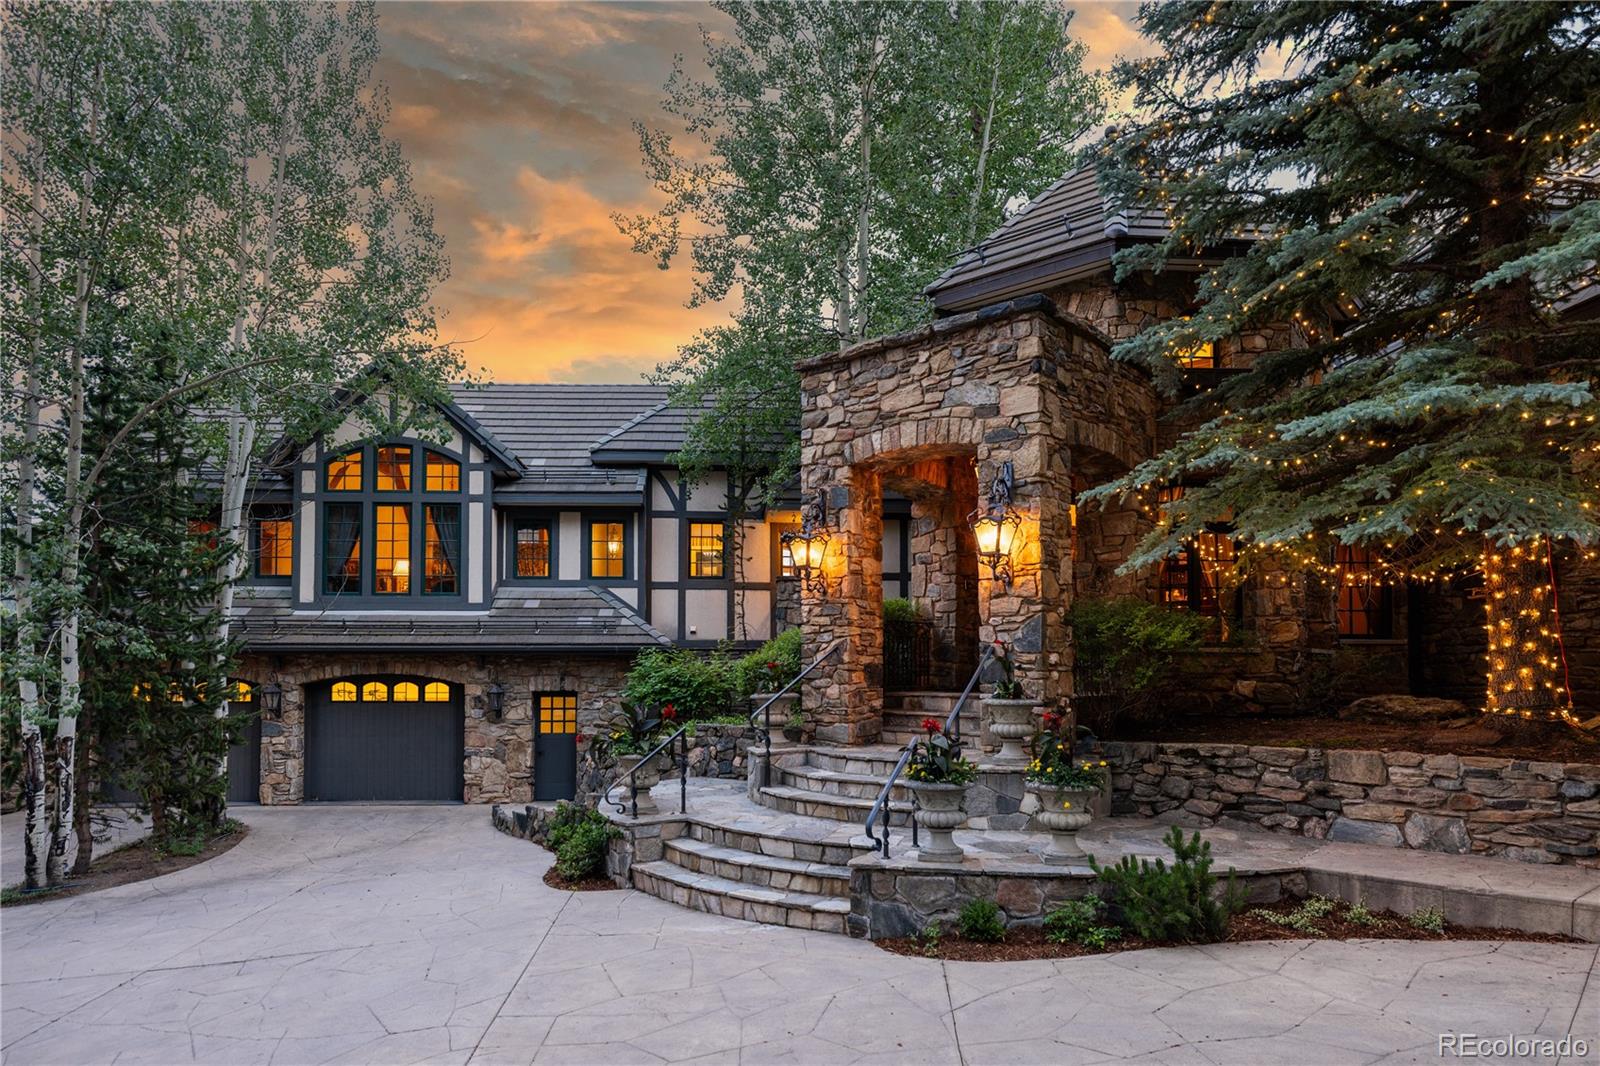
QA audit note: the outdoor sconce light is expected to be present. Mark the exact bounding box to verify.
[970,461,1022,588]
[485,682,506,722]
[260,682,284,721]
[781,490,832,596]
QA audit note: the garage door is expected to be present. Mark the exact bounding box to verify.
[305,677,463,802]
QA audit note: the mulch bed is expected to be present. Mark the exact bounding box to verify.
[876,898,1581,962]
[541,861,620,892]
[1120,714,1596,761]
[2,823,248,907]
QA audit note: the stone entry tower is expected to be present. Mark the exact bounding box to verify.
[795,295,1157,745]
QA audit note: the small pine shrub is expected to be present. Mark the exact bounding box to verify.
[956,899,1006,942]
[1407,906,1447,934]
[1091,826,1246,944]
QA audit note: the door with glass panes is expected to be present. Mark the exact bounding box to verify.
[533,694,578,801]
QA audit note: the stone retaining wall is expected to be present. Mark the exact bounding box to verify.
[684,724,759,780]
[1105,741,1600,867]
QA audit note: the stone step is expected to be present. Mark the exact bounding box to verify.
[800,745,911,776]
[774,763,914,803]
[881,709,978,735]
[664,837,850,897]
[884,691,965,712]
[758,784,914,826]
[631,860,852,934]
[688,819,865,867]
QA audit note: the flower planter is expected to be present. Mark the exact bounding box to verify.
[751,691,799,731]
[907,781,969,863]
[982,698,1038,764]
[1027,783,1096,864]
[616,752,662,815]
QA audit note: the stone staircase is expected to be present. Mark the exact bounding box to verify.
[881,691,976,746]
[757,744,917,824]
[628,811,862,934]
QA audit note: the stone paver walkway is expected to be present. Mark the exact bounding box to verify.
[1,804,1596,1065]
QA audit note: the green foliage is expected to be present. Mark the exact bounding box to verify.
[1091,826,1246,944]
[546,803,621,882]
[1026,714,1106,790]
[732,627,804,697]
[1250,895,1339,937]
[883,598,924,625]
[904,721,978,786]
[623,648,739,720]
[1087,3,1599,575]
[1043,897,1123,950]
[1408,906,1447,934]
[1069,598,1210,697]
[919,921,943,957]
[956,899,1007,943]
[624,2,1104,499]
[593,704,669,760]
[1345,900,1379,927]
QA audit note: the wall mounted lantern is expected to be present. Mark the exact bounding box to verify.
[970,461,1023,588]
[485,682,506,722]
[260,682,284,721]
[781,490,832,596]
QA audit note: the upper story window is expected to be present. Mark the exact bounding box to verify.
[515,522,551,579]
[1335,544,1394,638]
[589,520,625,579]
[1175,340,1216,369]
[319,441,466,600]
[689,522,725,578]
[255,515,293,579]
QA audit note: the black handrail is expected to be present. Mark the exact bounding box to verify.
[862,644,997,858]
[748,638,843,789]
[604,724,689,818]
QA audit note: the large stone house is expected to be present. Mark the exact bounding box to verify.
[228,385,917,806]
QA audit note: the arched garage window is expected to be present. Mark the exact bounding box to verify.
[322,443,465,600]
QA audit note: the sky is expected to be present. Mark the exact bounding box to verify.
[375,1,1150,385]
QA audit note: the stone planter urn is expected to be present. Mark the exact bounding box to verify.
[1027,783,1096,864]
[616,752,662,815]
[751,691,799,733]
[907,781,968,863]
[982,698,1039,764]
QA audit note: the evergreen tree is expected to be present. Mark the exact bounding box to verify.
[1085,1,1599,718]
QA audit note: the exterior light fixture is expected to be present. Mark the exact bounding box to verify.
[781,490,832,596]
[970,461,1022,588]
[260,682,284,720]
[485,682,506,722]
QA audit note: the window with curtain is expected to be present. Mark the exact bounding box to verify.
[324,503,362,595]
[1335,544,1393,638]
[589,520,625,579]
[515,523,551,578]
[689,522,725,578]
[424,505,460,594]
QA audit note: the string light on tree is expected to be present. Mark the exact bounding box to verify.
[1480,537,1577,724]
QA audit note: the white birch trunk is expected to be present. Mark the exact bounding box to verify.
[963,24,1004,248]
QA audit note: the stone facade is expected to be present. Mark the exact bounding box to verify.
[237,652,630,805]
[1106,741,1600,867]
[684,724,759,780]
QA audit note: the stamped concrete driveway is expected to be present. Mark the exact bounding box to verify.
[1,805,1596,1066]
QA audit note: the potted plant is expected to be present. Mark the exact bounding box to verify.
[1025,713,1106,864]
[903,717,978,863]
[781,710,807,743]
[596,702,673,814]
[982,642,1039,764]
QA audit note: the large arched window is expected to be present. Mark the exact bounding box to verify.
[321,442,466,599]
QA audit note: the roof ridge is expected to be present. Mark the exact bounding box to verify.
[589,397,674,452]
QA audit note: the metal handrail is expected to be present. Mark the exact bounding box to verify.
[748,638,843,789]
[862,645,997,858]
[604,723,689,818]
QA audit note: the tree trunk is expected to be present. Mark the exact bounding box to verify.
[963,21,1004,248]
[70,706,95,877]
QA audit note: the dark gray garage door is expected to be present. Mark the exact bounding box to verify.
[227,710,262,804]
[305,677,463,802]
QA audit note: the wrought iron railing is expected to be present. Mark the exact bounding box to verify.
[863,644,996,857]
[748,638,843,789]
[884,617,933,691]
[604,725,689,818]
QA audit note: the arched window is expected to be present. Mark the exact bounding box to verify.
[424,682,450,702]
[362,681,389,702]
[320,442,466,599]
[393,681,420,701]
[332,681,357,702]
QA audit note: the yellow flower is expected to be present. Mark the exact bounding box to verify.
[1100,760,1107,766]
[1062,801,1072,809]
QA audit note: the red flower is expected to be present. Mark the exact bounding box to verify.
[1042,711,1062,728]
[574,733,586,745]
[661,703,677,721]
[921,716,940,733]
[766,660,780,669]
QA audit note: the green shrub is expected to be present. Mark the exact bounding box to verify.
[1043,897,1122,949]
[883,597,925,624]
[1345,900,1379,926]
[732,627,804,696]
[622,647,738,718]
[1091,826,1246,944]
[1250,895,1337,936]
[919,921,943,957]
[545,803,620,881]
[1407,906,1447,933]
[956,899,1006,942]
[1068,597,1209,733]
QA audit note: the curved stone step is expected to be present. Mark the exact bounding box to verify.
[801,745,911,776]
[774,763,914,803]
[631,860,851,933]
[688,819,866,867]
[758,784,914,826]
[664,837,850,897]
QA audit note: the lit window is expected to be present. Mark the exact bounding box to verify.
[1155,486,1240,639]
[538,694,577,735]
[234,681,253,702]
[689,522,725,578]
[362,681,388,701]
[1335,544,1393,638]
[423,505,459,594]
[327,450,362,491]
[516,525,551,578]
[425,452,460,492]
[423,682,450,702]
[376,446,412,492]
[1175,340,1216,369]
[324,503,362,595]
[590,521,625,579]
[375,505,411,594]
[256,517,293,578]
[393,681,420,701]
[332,681,357,702]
